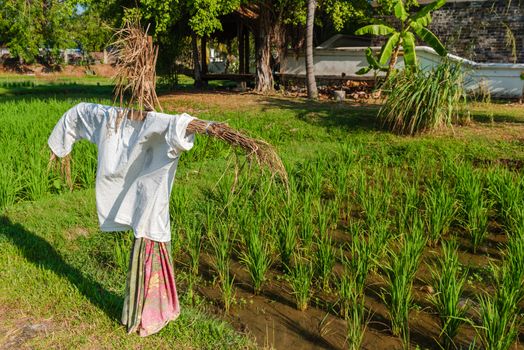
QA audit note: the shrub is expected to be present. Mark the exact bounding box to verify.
[379,61,466,135]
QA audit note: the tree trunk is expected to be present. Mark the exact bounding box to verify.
[191,32,202,88]
[305,0,318,99]
[386,44,401,80]
[201,36,208,86]
[255,6,274,93]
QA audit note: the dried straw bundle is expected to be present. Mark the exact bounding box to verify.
[112,18,162,116]
[187,119,287,181]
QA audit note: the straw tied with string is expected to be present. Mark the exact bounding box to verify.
[49,20,287,186]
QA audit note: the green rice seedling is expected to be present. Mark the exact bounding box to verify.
[382,225,426,348]
[368,220,392,262]
[240,230,272,294]
[487,168,523,229]
[0,165,20,210]
[24,152,49,201]
[277,212,298,270]
[429,239,468,349]
[338,271,367,350]
[299,192,314,248]
[113,233,133,273]
[456,167,490,252]
[424,180,457,247]
[315,232,335,291]
[345,288,366,350]
[289,255,314,311]
[339,237,372,319]
[185,218,203,277]
[477,288,520,350]
[379,61,467,135]
[209,222,236,314]
[396,181,420,234]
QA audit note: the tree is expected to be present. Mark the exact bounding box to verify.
[0,0,77,65]
[355,0,447,77]
[305,0,318,99]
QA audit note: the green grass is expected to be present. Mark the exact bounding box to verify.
[1,75,524,348]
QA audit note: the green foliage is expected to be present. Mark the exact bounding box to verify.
[0,0,77,64]
[379,61,466,135]
[355,0,447,74]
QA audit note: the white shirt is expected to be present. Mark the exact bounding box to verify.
[48,102,195,242]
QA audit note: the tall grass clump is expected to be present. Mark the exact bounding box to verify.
[382,221,426,348]
[379,62,466,135]
[456,167,490,252]
[429,239,468,349]
[424,179,457,247]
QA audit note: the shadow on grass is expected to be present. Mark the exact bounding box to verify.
[0,79,239,103]
[0,215,123,321]
[260,97,382,132]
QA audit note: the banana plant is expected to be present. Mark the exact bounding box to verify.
[355,0,447,76]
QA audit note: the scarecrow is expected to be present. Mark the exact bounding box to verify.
[48,20,285,337]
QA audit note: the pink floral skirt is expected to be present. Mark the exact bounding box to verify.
[121,237,180,336]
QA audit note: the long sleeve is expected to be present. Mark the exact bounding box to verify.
[48,102,101,158]
[165,113,196,159]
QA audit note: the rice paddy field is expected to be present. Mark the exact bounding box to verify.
[0,75,524,349]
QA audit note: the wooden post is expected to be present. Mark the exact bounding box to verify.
[244,30,250,74]
[201,36,208,81]
[238,22,245,75]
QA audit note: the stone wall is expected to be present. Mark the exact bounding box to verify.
[373,1,524,63]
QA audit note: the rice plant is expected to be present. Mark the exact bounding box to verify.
[315,232,335,291]
[339,237,372,319]
[456,167,490,252]
[424,180,457,247]
[396,181,420,234]
[113,233,133,273]
[478,289,520,350]
[487,168,523,229]
[277,194,299,269]
[209,222,236,314]
[344,278,367,350]
[368,220,392,262]
[240,230,272,295]
[299,192,314,249]
[379,61,467,135]
[381,224,426,348]
[428,239,468,349]
[186,218,203,278]
[289,255,314,311]
[0,165,20,210]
